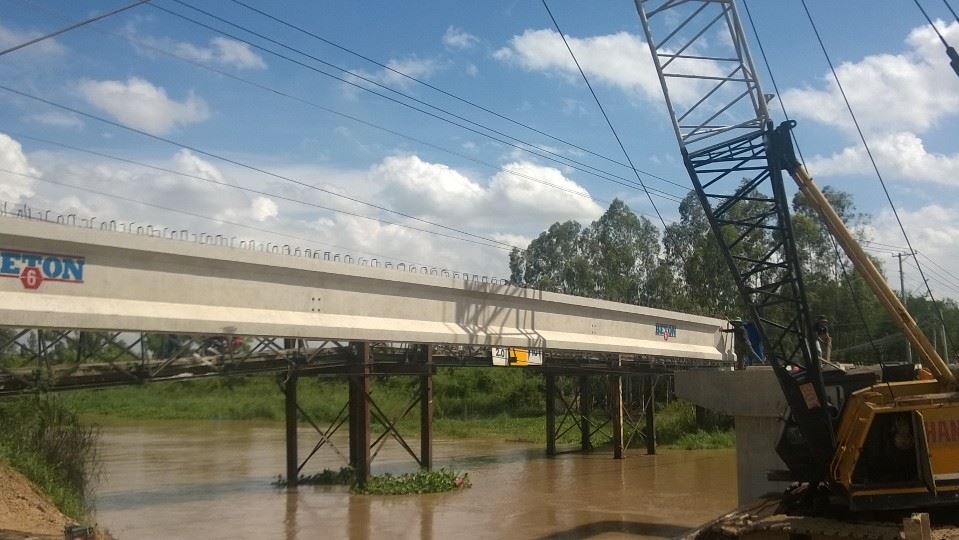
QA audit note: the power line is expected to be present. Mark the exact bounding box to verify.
[915,0,951,47]
[0,0,151,57]
[943,0,959,23]
[14,1,636,212]
[151,0,686,202]
[800,0,953,352]
[6,132,512,251]
[743,0,881,360]
[226,0,684,188]
[539,0,673,234]
[0,84,522,251]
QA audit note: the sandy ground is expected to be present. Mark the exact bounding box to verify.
[0,464,71,539]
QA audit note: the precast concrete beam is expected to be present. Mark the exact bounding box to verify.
[0,219,734,361]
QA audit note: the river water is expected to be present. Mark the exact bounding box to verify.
[91,420,736,539]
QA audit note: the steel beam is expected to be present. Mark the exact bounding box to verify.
[646,376,658,455]
[0,219,732,362]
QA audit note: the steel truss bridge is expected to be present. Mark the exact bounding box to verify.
[1,216,734,484]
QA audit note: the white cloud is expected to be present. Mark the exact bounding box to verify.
[443,26,479,49]
[372,155,484,217]
[174,37,266,70]
[782,20,959,135]
[0,21,64,56]
[466,63,479,77]
[372,154,603,230]
[808,132,959,186]
[77,77,210,135]
[785,21,959,185]
[867,204,959,299]
[494,29,667,102]
[250,197,278,221]
[342,56,440,96]
[29,111,83,129]
[0,132,38,202]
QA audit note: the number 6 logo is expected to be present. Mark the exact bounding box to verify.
[20,267,43,290]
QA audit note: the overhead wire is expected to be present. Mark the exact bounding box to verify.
[943,0,959,23]
[914,0,951,47]
[6,131,511,251]
[539,0,674,234]
[799,0,954,354]
[0,0,151,57]
[0,84,523,251]
[226,0,684,187]
[14,0,633,211]
[742,0,882,361]
[156,0,687,201]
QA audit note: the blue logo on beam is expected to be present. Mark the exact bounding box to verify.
[655,323,677,340]
[0,248,85,290]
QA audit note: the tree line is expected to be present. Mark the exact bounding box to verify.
[508,189,959,365]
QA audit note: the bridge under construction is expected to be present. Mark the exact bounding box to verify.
[0,215,734,485]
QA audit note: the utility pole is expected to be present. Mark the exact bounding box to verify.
[894,252,913,364]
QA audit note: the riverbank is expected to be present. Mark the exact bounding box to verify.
[57,371,733,449]
[0,463,72,538]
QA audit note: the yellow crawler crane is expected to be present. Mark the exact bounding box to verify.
[635,0,959,514]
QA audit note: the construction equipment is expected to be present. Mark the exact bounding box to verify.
[634,0,959,513]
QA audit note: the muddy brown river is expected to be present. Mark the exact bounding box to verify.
[91,420,736,539]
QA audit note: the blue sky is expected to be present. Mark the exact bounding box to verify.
[1,0,959,299]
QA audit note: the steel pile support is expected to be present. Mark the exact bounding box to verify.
[611,357,624,459]
[349,341,372,485]
[545,372,557,456]
[645,376,657,455]
[579,375,592,451]
[284,369,298,486]
[419,344,433,470]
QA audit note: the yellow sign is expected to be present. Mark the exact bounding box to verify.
[491,347,543,367]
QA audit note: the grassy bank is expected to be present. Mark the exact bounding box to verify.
[56,370,733,449]
[0,397,97,519]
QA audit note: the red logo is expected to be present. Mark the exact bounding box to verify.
[19,267,42,289]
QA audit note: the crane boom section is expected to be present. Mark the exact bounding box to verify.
[635,0,835,480]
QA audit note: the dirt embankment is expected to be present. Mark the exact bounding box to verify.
[0,464,72,539]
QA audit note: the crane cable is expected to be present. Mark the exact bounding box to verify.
[799,0,954,357]
[742,0,882,363]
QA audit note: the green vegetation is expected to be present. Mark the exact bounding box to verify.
[275,466,471,495]
[354,468,470,495]
[56,371,731,450]
[0,397,98,519]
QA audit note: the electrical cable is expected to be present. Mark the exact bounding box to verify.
[743,0,882,362]
[915,0,951,47]
[5,132,511,251]
[226,0,683,187]
[0,0,151,57]
[13,1,644,212]
[158,0,687,200]
[540,0,674,235]
[800,0,954,355]
[943,0,959,23]
[0,84,522,251]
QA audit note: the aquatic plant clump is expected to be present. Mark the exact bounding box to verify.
[353,468,470,495]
